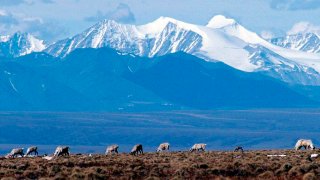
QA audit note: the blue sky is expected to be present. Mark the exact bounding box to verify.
[1,0,320,42]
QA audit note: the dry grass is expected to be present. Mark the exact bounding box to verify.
[0,150,320,179]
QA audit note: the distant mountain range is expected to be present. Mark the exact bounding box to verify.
[43,15,320,86]
[0,48,317,111]
[2,15,320,86]
[0,15,320,110]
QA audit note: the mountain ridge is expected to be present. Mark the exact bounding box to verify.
[2,15,320,86]
[43,15,320,86]
[271,32,320,54]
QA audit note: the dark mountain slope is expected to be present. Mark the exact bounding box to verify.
[125,52,316,109]
[0,48,317,110]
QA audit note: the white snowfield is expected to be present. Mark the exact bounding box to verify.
[43,15,320,85]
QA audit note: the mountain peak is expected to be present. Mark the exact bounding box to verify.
[145,16,181,28]
[92,19,124,30]
[206,15,237,29]
[156,16,179,23]
[0,32,46,58]
[137,16,184,37]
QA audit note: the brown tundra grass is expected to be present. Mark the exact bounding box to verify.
[0,149,320,179]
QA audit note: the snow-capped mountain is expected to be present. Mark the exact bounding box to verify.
[45,15,320,85]
[45,18,203,58]
[270,33,320,54]
[0,32,46,58]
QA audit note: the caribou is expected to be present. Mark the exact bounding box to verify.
[25,146,38,157]
[7,148,24,158]
[190,143,206,152]
[157,142,170,152]
[105,145,119,155]
[130,144,143,156]
[295,139,315,150]
[53,146,70,157]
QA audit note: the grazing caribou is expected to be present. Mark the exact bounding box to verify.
[105,145,119,155]
[54,146,70,157]
[295,139,315,150]
[8,148,24,158]
[25,146,38,157]
[130,144,143,156]
[190,143,206,152]
[157,143,170,152]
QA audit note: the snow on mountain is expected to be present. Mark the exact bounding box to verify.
[207,15,265,45]
[207,15,237,29]
[206,15,320,69]
[45,15,320,85]
[205,15,320,85]
[0,32,46,58]
[0,35,10,42]
[245,44,320,85]
[45,17,254,71]
[270,33,320,54]
[45,18,204,59]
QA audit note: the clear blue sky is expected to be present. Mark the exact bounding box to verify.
[1,0,320,42]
